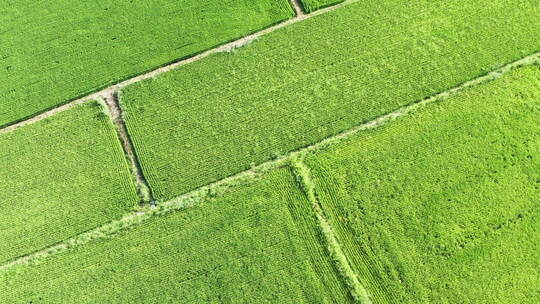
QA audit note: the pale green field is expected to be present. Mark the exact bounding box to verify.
[299,0,344,12]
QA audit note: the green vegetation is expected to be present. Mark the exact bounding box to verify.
[3,67,538,303]
[304,66,540,303]
[0,0,294,127]
[292,157,370,303]
[120,0,540,200]
[298,0,344,12]
[1,0,539,302]
[0,101,138,264]
[0,168,352,303]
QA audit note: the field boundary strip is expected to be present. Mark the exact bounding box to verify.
[101,94,153,204]
[291,156,372,304]
[1,52,537,273]
[0,0,355,136]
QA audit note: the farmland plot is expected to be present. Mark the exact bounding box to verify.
[0,168,352,303]
[304,66,540,303]
[298,0,344,12]
[0,101,138,264]
[120,0,540,201]
[0,0,294,127]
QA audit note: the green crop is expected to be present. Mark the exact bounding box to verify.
[2,0,539,302]
[0,168,352,303]
[0,0,294,127]
[298,0,344,12]
[3,67,537,303]
[304,66,540,303]
[0,101,138,264]
[120,0,540,201]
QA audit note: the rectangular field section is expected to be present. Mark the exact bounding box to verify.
[0,101,138,264]
[0,0,294,127]
[304,66,540,303]
[120,0,540,201]
[0,168,352,303]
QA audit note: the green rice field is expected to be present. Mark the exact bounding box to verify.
[298,0,344,12]
[304,66,540,303]
[1,0,539,302]
[120,0,540,200]
[0,0,293,127]
[0,101,138,264]
[0,168,352,303]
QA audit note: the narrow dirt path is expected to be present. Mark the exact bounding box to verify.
[292,156,372,304]
[289,0,306,16]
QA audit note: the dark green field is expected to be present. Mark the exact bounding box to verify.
[0,0,293,127]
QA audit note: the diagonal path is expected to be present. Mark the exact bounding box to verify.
[102,93,153,204]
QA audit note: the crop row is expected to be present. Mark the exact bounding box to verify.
[2,65,538,303]
[0,168,351,303]
[298,0,345,13]
[0,101,138,264]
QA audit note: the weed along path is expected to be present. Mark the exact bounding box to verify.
[103,92,153,204]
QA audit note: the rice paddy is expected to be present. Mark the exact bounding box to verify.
[0,168,352,303]
[120,0,540,200]
[1,0,539,302]
[304,66,540,303]
[0,101,138,264]
[0,0,294,127]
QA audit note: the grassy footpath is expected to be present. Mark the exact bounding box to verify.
[120,0,540,201]
[0,168,352,303]
[298,0,344,12]
[0,101,138,264]
[292,157,371,303]
[0,0,294,127]
[304,66,540,303]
